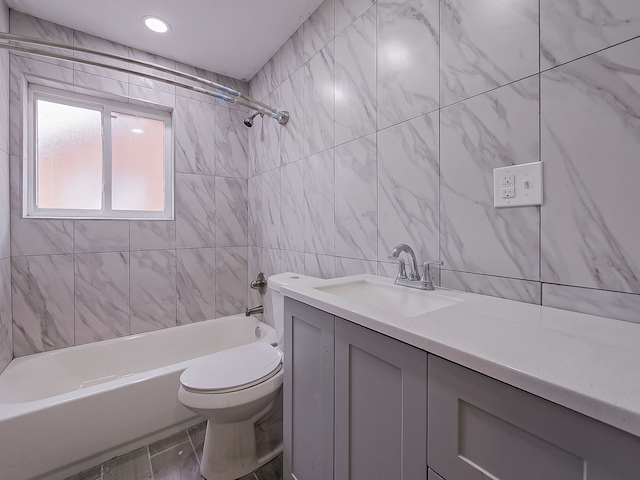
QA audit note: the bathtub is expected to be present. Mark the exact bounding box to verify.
[0,314,275,480]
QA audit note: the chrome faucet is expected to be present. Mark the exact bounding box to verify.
[388,244,443,290]
[388,244,420,280]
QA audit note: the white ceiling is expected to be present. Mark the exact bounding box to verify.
[6,0,322,81]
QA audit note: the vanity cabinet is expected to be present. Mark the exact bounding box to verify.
[428,354,640,480]
[284,298,640,480]
[284,298,427,480]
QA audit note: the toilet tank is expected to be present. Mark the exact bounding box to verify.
[266,273,317,348]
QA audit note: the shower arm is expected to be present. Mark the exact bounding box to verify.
[0,32,289,125]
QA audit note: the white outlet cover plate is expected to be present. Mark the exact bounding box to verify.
[493,162,543,208]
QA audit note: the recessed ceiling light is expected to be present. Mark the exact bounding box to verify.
[144,16,170,34]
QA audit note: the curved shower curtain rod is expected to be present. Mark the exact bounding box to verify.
[0,32,290,126]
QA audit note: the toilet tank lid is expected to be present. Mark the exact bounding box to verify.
[268,272,318,293]
[180,343,282,392]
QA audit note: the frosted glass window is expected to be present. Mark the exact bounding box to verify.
[36,100,103,210]
[26,85,173,219]
[111,112,165,211]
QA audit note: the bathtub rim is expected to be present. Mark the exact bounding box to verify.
[0,314,274,417]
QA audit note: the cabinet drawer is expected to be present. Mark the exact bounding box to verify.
[428,355,640,480]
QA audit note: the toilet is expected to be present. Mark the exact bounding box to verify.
[178,273,315,480]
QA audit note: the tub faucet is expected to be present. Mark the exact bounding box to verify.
[246,305,264,316]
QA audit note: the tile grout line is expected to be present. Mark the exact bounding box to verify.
[186,427,200,464]
[538,0,543,306]
[146,445,154,480]
[438,0,442,273]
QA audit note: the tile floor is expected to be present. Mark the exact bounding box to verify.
[65,422,283,480]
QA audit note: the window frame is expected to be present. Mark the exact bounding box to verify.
[25,84,174,220]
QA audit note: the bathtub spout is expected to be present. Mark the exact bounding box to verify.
[246,305,264,316]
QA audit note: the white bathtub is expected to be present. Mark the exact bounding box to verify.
[0,314,275,480]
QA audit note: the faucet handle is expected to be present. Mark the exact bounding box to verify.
[420,261,443,284]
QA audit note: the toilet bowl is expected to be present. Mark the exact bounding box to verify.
[178,272,316,480]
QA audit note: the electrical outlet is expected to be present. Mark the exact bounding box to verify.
[502,187,514,199]
[494,162,543,207]
[502,175,514,186]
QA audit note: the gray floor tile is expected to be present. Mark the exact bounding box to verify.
[64,465,102,480]
[150,443,201,480]
[187,422,206,462]
[103,447,152,480]
[255,455,283,480]
[61,422,281,480]
[149,431,191,457]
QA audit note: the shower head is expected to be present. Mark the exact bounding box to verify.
[243,112,264,128]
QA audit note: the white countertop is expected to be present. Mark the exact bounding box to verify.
[282,274,640,438]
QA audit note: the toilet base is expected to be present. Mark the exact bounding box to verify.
[200,417,283,480]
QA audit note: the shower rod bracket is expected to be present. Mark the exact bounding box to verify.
[277,111,290,125]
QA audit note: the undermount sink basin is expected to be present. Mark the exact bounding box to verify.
[315,279,461,317]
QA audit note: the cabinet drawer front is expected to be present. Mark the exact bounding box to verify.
[335,319,427,480]
[428,355,640,480]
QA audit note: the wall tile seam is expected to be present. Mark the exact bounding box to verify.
[437,0,442,267]
[537,58,542,289]
[245,246,391,265]
[257,40,329,101]
[214,243,251,248]
[262,31,571,120]
[440,266,538,280]
[540,281,640,298]
[10,252,77,258]
[442,267,640,299]
[128,213,132,337]
[74,251,131,257]
[438,71,542,112]
[254,0,377,101]
[270,52,304,90]
[175,171,220,178]
[538,33,640,75]
[257,66,544,166]
[209,172,250,181]
[72,250,77,344]
[180,245,244,250]
[334,0,378,39]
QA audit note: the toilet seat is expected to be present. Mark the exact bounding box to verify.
[180,343,283,394]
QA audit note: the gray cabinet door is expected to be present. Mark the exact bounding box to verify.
[428,354,640,480]
[428,469,445,480]
[284,298,335,480]
[335,318,428,480]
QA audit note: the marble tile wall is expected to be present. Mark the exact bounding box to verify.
[0,0,11,372]
[248,0,640,327]
[8,12,250,356]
